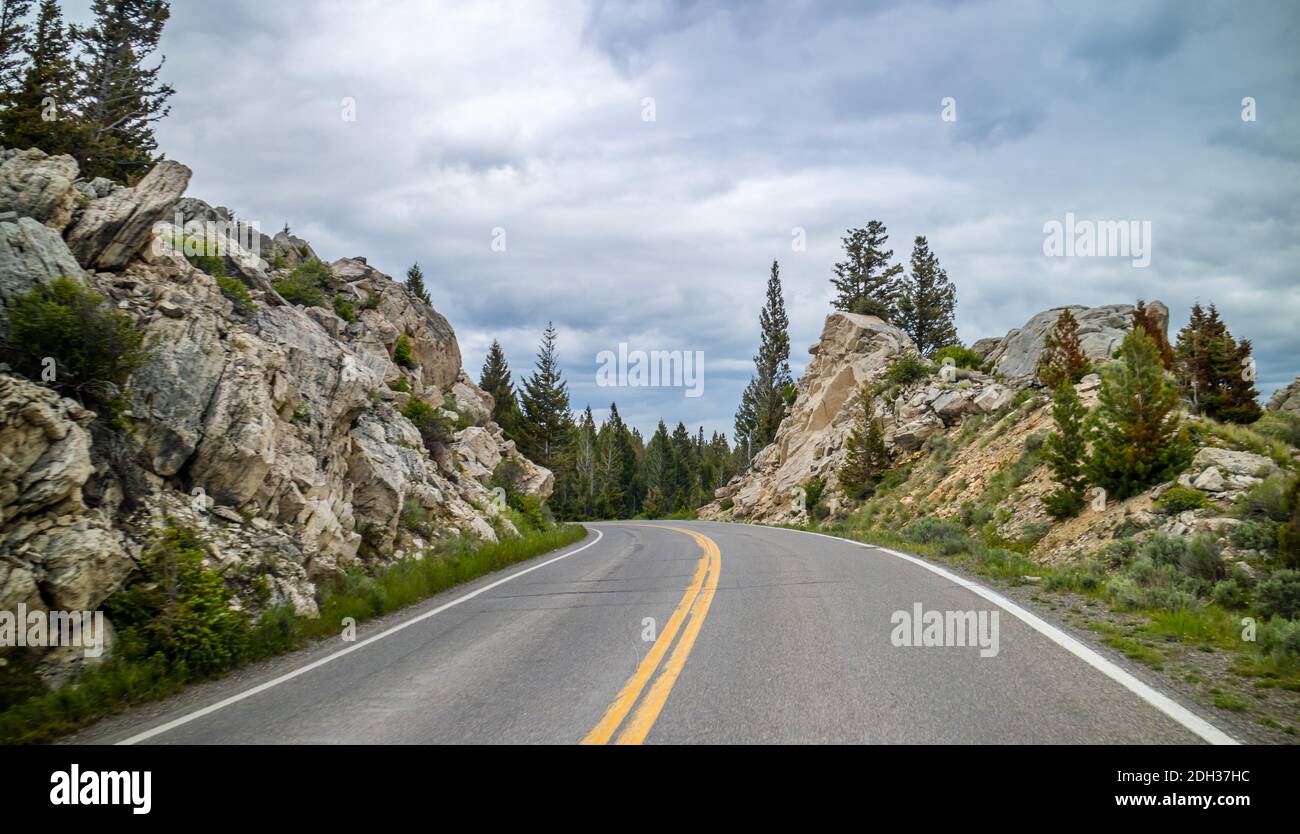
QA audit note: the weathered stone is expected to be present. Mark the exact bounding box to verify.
[984,302,1167,381]
[0,148,80,230]
[65,160,192,269]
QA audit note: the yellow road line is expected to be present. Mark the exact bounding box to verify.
[579,527,710,745]
[613,527,720,744]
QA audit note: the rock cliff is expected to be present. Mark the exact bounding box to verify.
[0,147,551,678]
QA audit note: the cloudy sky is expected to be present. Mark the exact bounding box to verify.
[67,0,1300,437]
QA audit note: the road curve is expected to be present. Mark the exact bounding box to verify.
[72,521,1233,744]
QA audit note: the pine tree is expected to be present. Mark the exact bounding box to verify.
[838,383,889,499]
[0,0,31,95]
[72,0,175,181]
[1174,304,1260,424]
[0,0,81,156]
[1086,327,1192,499]
[896,235,958,357]
[518,322,573,478]
[642,421,673,517]
[669,421,696,511]
[1042,381,1089,518]
[830,220,904,320]
[1132,300,1172,368]
[405,262,431,305]
[572,406,598,519]
[749,260,793,447]
[734,377,758,468]
[478,339,522,440]
[1037,307,1091,388]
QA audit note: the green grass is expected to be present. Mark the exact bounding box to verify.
[0,524,587,744]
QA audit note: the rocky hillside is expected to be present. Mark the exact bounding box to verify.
[701,301,1298,570]
[0,147,551,679]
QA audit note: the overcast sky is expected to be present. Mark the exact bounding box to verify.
[67,0,1300,437]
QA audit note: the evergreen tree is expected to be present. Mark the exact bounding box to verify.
[830,220,904,320]
[734,377,758,468]
[896,235,958,357]
[72,0,175,181]
[1036,307,1091,388]
[0,0,81,156]
[0,0,31,94]
[740,259,794,451]
[518,322,573,479]
[838,383,889,499]
[1173,303,1261,424]
[1042,381,1089,518]
[405,262,431,305]
[669,421,696,511]
[642,421,673,517]
[478,339,522,440]
[1086,327,1192,499]
[572,406,598,519]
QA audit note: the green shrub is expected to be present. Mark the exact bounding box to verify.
[1258,617,1300,662]
[105,526,250,678]
[272,260,331,307]
[1234,473,1290,522]
[509,493,546,532]
[389,377,411,393]
[883,351,931,385]
[1210,577,1251,609]
[931,344,985,369]
[401,399,452,448]
[1043,559,1107,593]
[216,275,255,314]
[393,334,415,368]
[1229,519,1278,552]
[5,277,148,415]
[333,296,356,323]
[400,497,433,538]
[1255,570,1300,620]
[1154,485,1207,514]
[1179,534,1225,583]
[1253,411,1300,449]
[802,477,826,513]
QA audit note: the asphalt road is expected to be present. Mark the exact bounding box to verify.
[73,521,1236,745]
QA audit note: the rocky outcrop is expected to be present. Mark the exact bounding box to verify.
[0,149,553,679]
[0,216,85,334]
[1267,376,1300,413]
[701,312,1017,524]
[65,160,192,270]
[0,148,80,231]
[983,302,1167,380]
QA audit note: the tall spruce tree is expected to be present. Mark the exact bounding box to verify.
[518,322,573,478]
[405,262,431,305]
[1174,303,1261,424]
[1042,381,1089,518]
[72,0,175,181]
[0,0,31,95]
[572,406,598,519]
[896,235,958,357]
[0,0,82,155]
[830,220,904,320]
[1087,327,1192,499]
[838,383,889,499]
[750,259,793,447]
[1037,307,1091,388]
[479,339,522,440]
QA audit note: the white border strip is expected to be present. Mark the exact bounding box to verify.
[116,528,605,745]
[748,524,1239,745]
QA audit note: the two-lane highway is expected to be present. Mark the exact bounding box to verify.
[73,521,1235,744]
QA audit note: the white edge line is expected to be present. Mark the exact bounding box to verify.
[116,527,605,745]
[743,523,1239,746]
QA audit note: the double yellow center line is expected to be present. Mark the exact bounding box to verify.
[581,526,722,745]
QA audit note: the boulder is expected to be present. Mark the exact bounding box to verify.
[1267,376,1300,413]
[0,147,80,231]
[65,160,192,270]
[983,301,1167,380]
[0,217,85,334]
